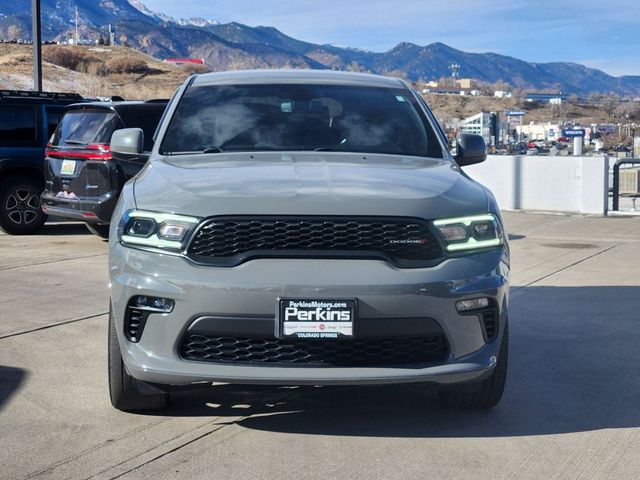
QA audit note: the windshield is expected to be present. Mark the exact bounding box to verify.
[51,109,122,147]
[160,84,443,158]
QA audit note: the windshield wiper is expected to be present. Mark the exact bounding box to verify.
[63,140,88,146]
[201,146,224,153]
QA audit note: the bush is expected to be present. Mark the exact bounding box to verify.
[106,56,148,74]
[42,46,99,71]
[182,63,210,74]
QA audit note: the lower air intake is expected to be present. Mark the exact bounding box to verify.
[180,334,449,367]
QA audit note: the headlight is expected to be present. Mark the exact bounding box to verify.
[118,210,200,251]
[433,214,504,252]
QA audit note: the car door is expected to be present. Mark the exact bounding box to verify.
[0,103,42,172]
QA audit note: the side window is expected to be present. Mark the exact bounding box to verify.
[45,107,65,142]
[0,105,37,144]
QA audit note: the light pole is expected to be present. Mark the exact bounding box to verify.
[31,0,42,92]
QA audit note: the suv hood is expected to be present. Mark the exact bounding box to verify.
[133,152,488,219]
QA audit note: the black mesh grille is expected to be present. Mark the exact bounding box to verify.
[186,216,443,267]
[179,334,449,367]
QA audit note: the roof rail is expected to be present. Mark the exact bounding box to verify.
[0,90,83,101]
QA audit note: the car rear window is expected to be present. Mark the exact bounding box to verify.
[160,84,443,158]
[51,109,122,147]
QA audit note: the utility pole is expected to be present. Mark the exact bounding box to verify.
[31,0,42,92]
[75,5,79,45]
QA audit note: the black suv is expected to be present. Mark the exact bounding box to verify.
[0,90,88,234]
[41,100,168,237]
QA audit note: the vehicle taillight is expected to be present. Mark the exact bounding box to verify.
[46,143,111,160]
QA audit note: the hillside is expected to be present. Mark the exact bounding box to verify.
[424,94,623,126]
[0,44,189,99]
[0,0,639,96]
[0,44,630,126]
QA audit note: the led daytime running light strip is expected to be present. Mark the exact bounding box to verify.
[120,235,185,250]
[446,237,502,251]
[433,214,496,227]
[126,210,200,225]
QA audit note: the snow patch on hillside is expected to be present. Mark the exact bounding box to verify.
[177,17,220,27]
[127,0,172,22]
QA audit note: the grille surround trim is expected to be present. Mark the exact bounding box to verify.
[185,215,445,268]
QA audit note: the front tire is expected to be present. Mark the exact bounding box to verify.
[438,321,508,409]
[0,176,47,235]
[108,305,167,412]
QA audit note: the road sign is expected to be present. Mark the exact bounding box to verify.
[504,111,526,116]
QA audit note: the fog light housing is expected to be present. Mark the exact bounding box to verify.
[130,295,175,313]
[456,297,489,312]
[125,296,175,342]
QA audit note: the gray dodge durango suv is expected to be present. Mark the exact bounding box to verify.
[107,70,509,412]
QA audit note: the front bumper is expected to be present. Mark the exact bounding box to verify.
[109,244,509,387]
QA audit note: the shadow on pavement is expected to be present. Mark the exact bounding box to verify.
[159,286,640,438]
[40,222,90,236]
[0,366,28,412]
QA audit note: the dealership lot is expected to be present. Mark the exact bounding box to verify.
[1,212,640,480]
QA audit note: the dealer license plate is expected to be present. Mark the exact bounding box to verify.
[60,160,76,176]
[278,299,356,339]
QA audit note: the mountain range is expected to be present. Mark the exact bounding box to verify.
[1,0,639,96]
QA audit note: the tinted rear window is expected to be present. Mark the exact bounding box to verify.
[51,109,122,146]
[0,105,37,142]
[161,84,443,158]
[119,106,166,151]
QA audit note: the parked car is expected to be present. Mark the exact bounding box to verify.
[0,90,88,234]
[41,100,168,237]
[613,145,631,153]
[107,70,510,412]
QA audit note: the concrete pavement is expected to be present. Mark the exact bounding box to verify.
[1,212,639,479]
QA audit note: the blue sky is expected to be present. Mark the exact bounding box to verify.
[143,0,640,76]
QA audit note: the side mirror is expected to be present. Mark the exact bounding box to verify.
[454,133,487,166]
[110,128,147,162]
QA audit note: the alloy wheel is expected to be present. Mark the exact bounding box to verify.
[5,187,41,225]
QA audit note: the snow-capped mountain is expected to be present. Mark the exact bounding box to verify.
[0,0,639,95]
[127,0,173,23]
